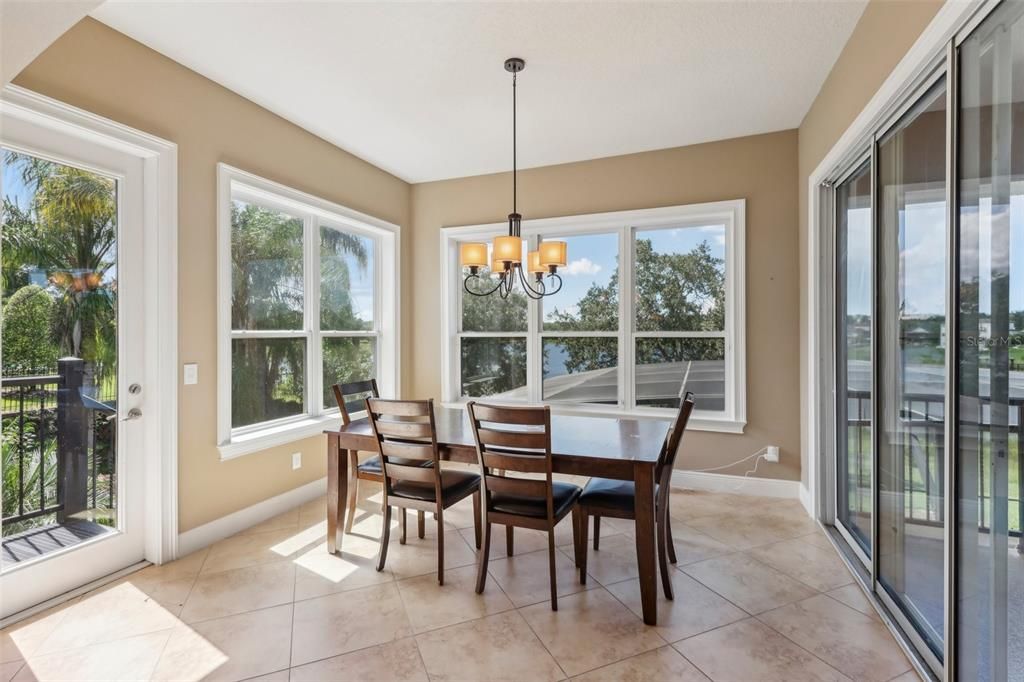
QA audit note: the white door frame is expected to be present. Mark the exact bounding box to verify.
[0,85,178,614]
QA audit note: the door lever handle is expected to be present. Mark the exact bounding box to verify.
[121,407,142,421]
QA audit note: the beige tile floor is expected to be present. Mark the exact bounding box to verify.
[0,482,922,681]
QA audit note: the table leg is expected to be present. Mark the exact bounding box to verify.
[326,434,348,554]
[633,461,657,625]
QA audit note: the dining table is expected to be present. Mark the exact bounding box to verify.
[324,405,671,625]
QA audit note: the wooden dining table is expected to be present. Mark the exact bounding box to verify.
[324,405,671,625]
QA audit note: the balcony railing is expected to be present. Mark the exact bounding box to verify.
[2,358,116,536]
[846,389,1024,541]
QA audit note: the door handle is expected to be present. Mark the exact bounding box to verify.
[122,407,142,421]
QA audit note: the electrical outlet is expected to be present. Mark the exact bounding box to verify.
[765,445,780,463]
[183,363,198,385]
[291,452,302,470]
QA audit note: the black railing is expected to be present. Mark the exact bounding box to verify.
[2,358,116,534]
[846,389,1023,538]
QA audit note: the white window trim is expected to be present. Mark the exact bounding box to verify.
[216,164,400,460]
[439,199,746,433]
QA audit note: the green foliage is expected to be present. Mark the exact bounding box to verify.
[2,285,59,374]
[1,414,58,534]
[322,338,376,407]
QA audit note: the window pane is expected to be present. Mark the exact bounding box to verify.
[231,337,305,428]
[231,200,304,330]
[461,246,528,332]
[321,225,374,331]
[636,338,725,412]
[321,337,377,409]
[876,79,946,656]
[635,225,726,332]
[835,160,873,557]
[542,232,618,331]
[543,337,617,404]
[460,337,527,398]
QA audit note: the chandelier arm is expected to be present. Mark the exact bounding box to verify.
[514,264,549,300]
[544,272,564,295]
[463,272,505,297]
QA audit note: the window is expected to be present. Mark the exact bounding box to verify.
[441,200,745,432]
[217,164,399,458]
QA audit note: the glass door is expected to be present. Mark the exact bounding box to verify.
[836,159,874,560]
[0,107,148,617]
[876,77,948,661]
[956,2,1024,679]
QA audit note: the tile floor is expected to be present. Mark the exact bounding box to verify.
[0,480,921,681]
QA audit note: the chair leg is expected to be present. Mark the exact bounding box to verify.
[665,512,677,564]
[437,509,445,585]
[578,509,589,585]
[593,516,601,550]
[506,525,514,557]
[658,514,674,600]
[345,456,359,533]
[399,507,407,545]
[472,491,482,549]
[571,507,582,568]
[376,505,392,572]
[476,521,492,593]
[547,528,559,612]
[417,511,425,539]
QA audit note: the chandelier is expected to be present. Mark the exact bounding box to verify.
[459,58,566,300]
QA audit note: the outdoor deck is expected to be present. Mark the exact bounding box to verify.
[1,519,112,569]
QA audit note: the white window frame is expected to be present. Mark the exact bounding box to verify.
[217,164,400,459]
[439,199,746,433]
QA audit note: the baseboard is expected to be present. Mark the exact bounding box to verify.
[671,469,800,500]
[176,476,327,558]
[799,483,813,516]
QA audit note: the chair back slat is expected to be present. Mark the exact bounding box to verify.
[366,398,441,499]
[374,419,434,440]
[381,440,434,462]
[657,392,696,486]
[481,450,549,474]
[467,402,555,521]
[484,474,547,498]
[475,428,548,450]
[331,378,379,425]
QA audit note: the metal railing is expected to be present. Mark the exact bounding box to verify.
[845,389,1023,538]
[1,358,116,534]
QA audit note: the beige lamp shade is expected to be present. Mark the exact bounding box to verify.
[493,235,523,263]
[491,256,507,277]
[527,250,545,275]
[460,242,488,268]
[539,240,568,267]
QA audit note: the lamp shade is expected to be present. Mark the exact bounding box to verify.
[527,250,545,275]
[491,256,507,277]
[460,242,488,268]
[493,235,523,263]
[539,240,568,268]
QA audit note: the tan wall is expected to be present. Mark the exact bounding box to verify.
[796,0,944,486]
[13,18,412,533]
[410,131,802,481]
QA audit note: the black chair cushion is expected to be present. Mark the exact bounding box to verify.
[490,481,582,519]
[579,478,660,513]
[357,455,431,475]
[390,469,480,504]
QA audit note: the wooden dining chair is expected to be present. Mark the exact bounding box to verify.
[467,401,582,611]
[366,398,481,585]
[332,379,428,537]
[576,392,695,600]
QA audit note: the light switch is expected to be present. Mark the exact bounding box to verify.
[183,363,199,385]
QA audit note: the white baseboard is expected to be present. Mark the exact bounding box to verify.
[799,483,813,516]
[671,469,800,500]
[176,477,327,558]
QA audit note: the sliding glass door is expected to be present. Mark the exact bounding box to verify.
[876,78,948,659]
[956,2,1024,679]
[836,160,874,559]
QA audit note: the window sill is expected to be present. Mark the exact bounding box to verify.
[441,401,745,434]
[218,413,343,461]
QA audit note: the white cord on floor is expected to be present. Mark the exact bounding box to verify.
[681,446,772,493]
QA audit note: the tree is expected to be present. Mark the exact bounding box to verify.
[1,285,60,375]
[459,269,528,396]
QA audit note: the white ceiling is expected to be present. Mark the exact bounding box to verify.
[91,1,867,183]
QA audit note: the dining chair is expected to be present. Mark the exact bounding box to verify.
[331,378,428,537]
[575,392,695,600]
[366,398,481,585]
[467,401,582,611]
